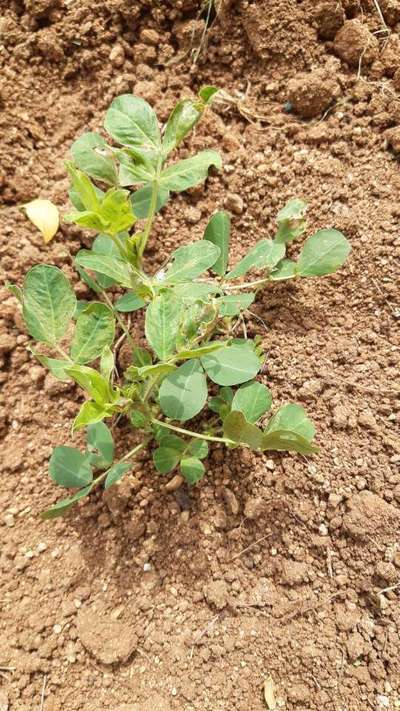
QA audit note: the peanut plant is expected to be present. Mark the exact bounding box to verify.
[11,88,351,519]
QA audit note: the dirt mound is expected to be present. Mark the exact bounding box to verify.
[1,1,400,710]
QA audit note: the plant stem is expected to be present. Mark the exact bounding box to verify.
[56,345,73,361]
[138,159,162,261]
[92,440,148,488]
[101,289,136,350]
[120,440,148,463]
[224,277,270,291]
[151,417,234,444]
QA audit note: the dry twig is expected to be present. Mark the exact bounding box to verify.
[230,534,271,562]
[39,674,47,711]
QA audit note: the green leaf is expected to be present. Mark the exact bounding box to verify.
[232,381,272,423]
[130,409,149,428]
[159,359,207,422]
[93,233,120,257]
[177,341,227,360]
[66,163,101,212]
[87,421,114,467]
[72,401,109,431]
[30,348,71,381]
[275,198,307,244]
[198,85,219,103]
[92,233,127,289]
[232,337,263,361]
[155,432,186,450]
[135,362,176,380]
[223,410,264,450]
[115,292,146,312]
[163,241,220,283]
[153,446,182,474]
[297,229,351,277]
[100,345,114,380]
[172,282,219,303]
[75,250,134,288]
[66,365,114,406]
[64,210,107,232]
[208,385,233,417]
[92,233,130,288]
[99,188,136,235]
[201,344,261,386]
[161,85,218,158]
[73,300,90,319]
[269,259,297,281]
[69,184,104,212]
[49,446,93,488]
[187,439,209,459]
[159,149,222,192]
[262,430,318,455]
[265,403,315,441]
[104,462,131,489]
[76,266,102,294]
[22,265,76,346]
[162,99,203,157]
[145,290,183,360]
[131,184,170,219]
[180,457,205,484]
[133,347,152,367]
[226,240,285,280]
[262,403,318,455]
[70,303,115,364]
[215,293,255,317]
[177,301,217,344]
[41,485,93,520]
[117,149,156,185]
[203,211,231,276]
[6,281,23,303]
[70,132,118,185]
[104,94,161,161]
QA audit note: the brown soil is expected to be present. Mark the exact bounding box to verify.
[1,1,400,710]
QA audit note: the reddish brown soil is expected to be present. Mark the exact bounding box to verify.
[1,1,400,710]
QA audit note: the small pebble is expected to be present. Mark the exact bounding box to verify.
[53,624,62,634]
[224,193,244,215]
[165,474,184,492]
[109,44,125,67]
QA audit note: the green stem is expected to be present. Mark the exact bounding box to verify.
[151,417,233,444]
[92,440,148,488]
[120,440,148,463]
[101,290,136,349]
[138,160,162,262]
[224,277,270,292]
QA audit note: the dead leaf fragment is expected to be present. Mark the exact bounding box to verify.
[264,675,276,710]
[23,199,59,243]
